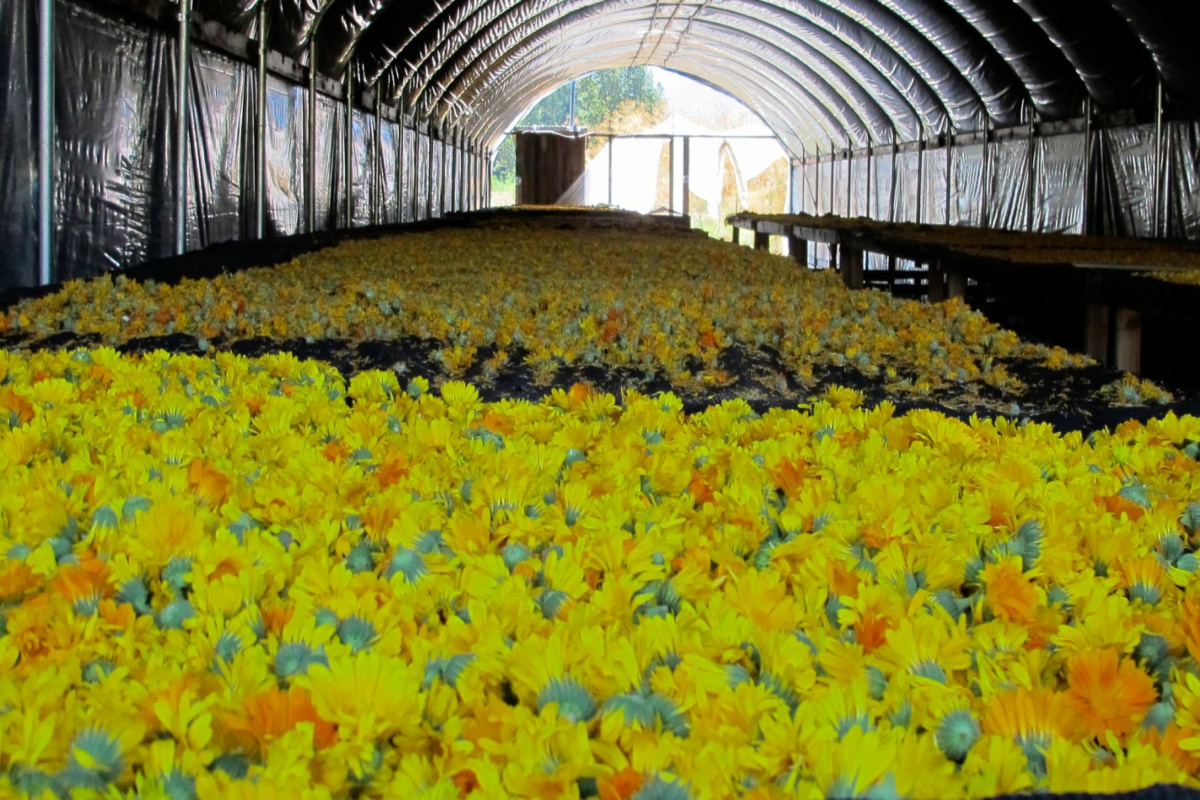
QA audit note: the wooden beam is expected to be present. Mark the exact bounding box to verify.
[843,247,864,289]
[1115,308,1142,374]
[754,230,770,251]
[947,270,967,301]
[1085,303,1110,364]
[789,235,809,267]
[927,261,947,303]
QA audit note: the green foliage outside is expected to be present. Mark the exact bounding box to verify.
[492,67,665,184]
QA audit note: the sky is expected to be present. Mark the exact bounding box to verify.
[648,67,775,137]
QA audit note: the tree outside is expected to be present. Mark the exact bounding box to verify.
[491,67,666,203]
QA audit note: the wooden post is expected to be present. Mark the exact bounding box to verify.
[947,270,967,301]
[927,261,946,303]
[829,242,838,271]
[843,247,864,289]
[1085,303,1110,364]
[789,234,808,267]
[886,255,896,292]
[754,229,770,251]
[1115,308,1142,373]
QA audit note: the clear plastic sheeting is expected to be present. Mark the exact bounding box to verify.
[0,0,37,290]
[188,48,253,249]
[1097,125,1156,239]
[314,94,343,231]
[1166,123,1200,241]
[265,75,305,236]
[351,109,372,227]
[986,139,1030,231]
[892,151,920,224]
[53,1,175,281]
[401,126,415,222]
[949,143,984,228]
[415,131,429,221]
[379,119,398,223]
[1035,133,1084,234]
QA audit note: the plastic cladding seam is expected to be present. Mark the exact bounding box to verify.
[444,3,882,144]
[469,44,819,148]
[465,35,832,152]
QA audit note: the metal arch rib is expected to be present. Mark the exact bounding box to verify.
[461,30,845,151]
[452,8,867,143]
[469,48,832,153]
[419,0,926,142]
[413,0,881,143]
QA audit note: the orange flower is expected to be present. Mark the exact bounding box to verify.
[982,558,1038,625]
[767,456,806,497]
[1062,649,1156,740]
[854,609,892,654]
[698,329,718,349]
[375,451,412,489]
[1146,724,1200,773]
[1099,493,1145,521]
[982,687,1072,745]
[51,558,111,605]
[188,460,230,507]
[599,768,644,800]
[1181,595,1200,663]
[224,686,336,755]
[0,388,35,425]
[260,602,294,637]
[0,561,40,601]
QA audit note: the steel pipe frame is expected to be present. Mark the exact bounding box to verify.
[844,137,851,218]
[306,37,319,233]
[668,135,676,215]
[390,0,1001,149]
[980,121,990,228]
[175,0,191,255]
[345,68,354,228]
[1026,112,1037,232]
[944,130,953,226]
[915,136,925,225]
[396,101,407,222]
[1153,77,1165,239]
[1082,96,1093,236]
[255,1,268,240]
[38,0,53,284]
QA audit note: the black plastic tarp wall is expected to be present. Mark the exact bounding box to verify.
[0,0,486,292]
[4,0,1200,292]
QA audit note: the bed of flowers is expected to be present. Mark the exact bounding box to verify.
[0,226,1170,420]
[2,214,1199,799]
[2,340,1200,799]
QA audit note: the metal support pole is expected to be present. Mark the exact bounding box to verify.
[916,137,925,224]
[865,139,873,220]
[1026,114,1037,232]
[395,101,405,222]
[1154,78,1164,238]
[344,69,354,228]
[306,38,317,233]
[441,127,451,214]
[426,126,435,219]
[607,135,614,206]
[254,1,267,240]
[815,147,821,215]
[683,136,691,217]
[845,137,852,218]
[486,149,492,206]
[668,136,675,214]
[455,129,463,212]
[37,0,53,284]
[373,88,382,225]
[175,0,191,255]
[828,138,835,217]
[1082,96,1093,236]
[944,131,953,225]
[889,140,897,223]
[981,122,990,227]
